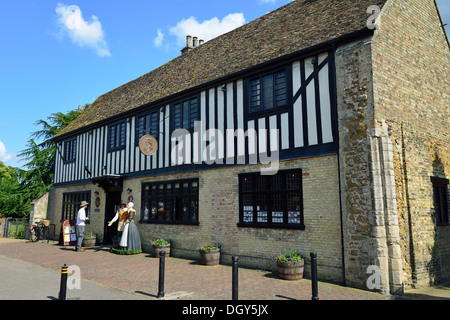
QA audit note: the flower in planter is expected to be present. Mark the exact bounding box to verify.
[150,238,171,246]
[198,243,221,251]
[275,250,304,262]
[83,232,96,238]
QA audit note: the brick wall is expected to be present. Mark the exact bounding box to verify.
[372,0,450,287]
[130,155,343,282]
[51,154,343,282]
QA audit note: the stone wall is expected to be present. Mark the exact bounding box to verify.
[372,0,450,288]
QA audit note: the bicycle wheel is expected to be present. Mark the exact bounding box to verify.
[30,227,39,242]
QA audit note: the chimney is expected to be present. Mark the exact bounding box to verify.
[186,35,192,47]
[181,35,203,55]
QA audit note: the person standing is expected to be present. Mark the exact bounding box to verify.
[108,201,130,246]
[76,201,89,252]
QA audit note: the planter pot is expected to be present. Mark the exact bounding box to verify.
[199,249,220,266]
[277,260,304,281]
[152,244,171,258]
[82,237,96,248]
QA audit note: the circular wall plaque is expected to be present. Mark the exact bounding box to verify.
[139,135,158,156]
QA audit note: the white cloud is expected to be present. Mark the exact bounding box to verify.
[153,29,164,47]
[55,3,111,57]
[0,141,12,163]
[167,13,246,47]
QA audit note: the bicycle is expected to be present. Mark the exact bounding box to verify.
[30,220,50,242]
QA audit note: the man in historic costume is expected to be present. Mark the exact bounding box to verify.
[107,201,130,249]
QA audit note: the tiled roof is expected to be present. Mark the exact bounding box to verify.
[55,0,387,139]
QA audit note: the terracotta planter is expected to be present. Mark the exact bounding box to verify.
[199,249,220,266]
[82,237,96,248]
[153,244,171,258]
[277,260,304,281]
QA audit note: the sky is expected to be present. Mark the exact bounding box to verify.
[0,0,449,169]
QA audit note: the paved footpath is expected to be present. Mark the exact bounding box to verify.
[0,238,447,302]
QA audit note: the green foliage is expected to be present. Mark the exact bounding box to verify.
[0,162,28,217]
[83,232,96,238]
[198,243,221,251]
[275,251,304,262]
[0,104,89,218]
[150,238,171,246]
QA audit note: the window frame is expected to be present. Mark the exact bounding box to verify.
[63,138,77,163]
[171,96,200,132]
[431,177,449,226]
[61,191,91,222]
[108,121,126,152]
[247,68,289,116]
[238,169,305,230]
[135,110,160,145]
[141,178,199,226]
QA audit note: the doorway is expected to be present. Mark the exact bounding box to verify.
[103,191,122,245]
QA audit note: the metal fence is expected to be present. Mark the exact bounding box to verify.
[2,218,30,239]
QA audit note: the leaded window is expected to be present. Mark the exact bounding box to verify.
[248,69,288,114]
[108,121,126,151]
[136,111,159,142]
[432,177,449,225]
[61,191,91,222]
[141,179,199,225]
[239,169,304,229]
[173,97,199,131]
[64,139,77,162]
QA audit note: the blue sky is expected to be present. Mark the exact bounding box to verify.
[0,0,448,169]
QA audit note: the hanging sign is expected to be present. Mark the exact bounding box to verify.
[139,135,158,156]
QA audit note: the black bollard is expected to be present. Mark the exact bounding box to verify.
[58,264,68,300]
[310,252,319,300]
[158,251,165,298]
[232,256,239,300]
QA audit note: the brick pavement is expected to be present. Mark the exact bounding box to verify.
[0,239,388,300]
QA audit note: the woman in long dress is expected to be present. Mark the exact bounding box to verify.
[119,202,142,253]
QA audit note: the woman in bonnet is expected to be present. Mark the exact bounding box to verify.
[119,201,142,254]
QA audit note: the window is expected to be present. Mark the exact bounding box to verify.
[239,169,304,229]
[173,97,199,131]
[61,191,91,222]
[136,111,159,142]
[141,179,199,225]
[108,121,126,150]
[432,177,449,225]
[64,139,77,162]
[248,69,288,114]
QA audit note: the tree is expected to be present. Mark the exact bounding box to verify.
[0,161,28,217]
[12,104,90,217]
